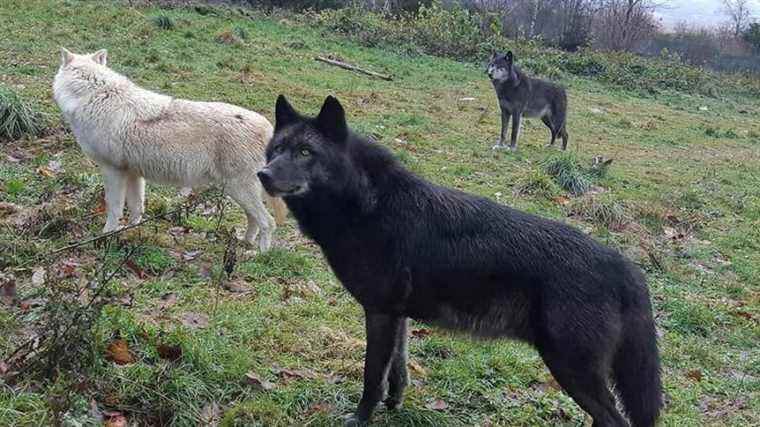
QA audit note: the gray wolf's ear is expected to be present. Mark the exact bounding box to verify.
[506,51,514,65]
[275,95,299,131]
[316,95,348,143]
[91,49,108,66]
[60,47,75,66]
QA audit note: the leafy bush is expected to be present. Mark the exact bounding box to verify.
[0,85,45,142]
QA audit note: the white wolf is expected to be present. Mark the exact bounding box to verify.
[53,48,285,251]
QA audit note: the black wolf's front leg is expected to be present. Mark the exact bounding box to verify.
[510,111,522,150]
[385,318,409,410]
[493,109,511,150]
[345,311,404,426]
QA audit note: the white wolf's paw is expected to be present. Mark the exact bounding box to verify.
[102,223,124,234]
[258,233,273,253]
[492,142,507,150]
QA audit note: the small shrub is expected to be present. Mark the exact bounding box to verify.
[152,15,174,30]
[541,152,592,195]
[0,85,45,142]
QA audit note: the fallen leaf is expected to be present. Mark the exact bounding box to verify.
[324,373,346,384]
[55,259,81,278]
[408,359,428,378]
[273,366,318,382]
[92,194,107,215]
[244,372,276,391]
[0,361,9,375]
[124,259,148,279]
[180,312,209,329]
[199,402,221,427]
[687,369,703,382]
[425,399,448,410]
[410,328,431,338]
[733,311,753,321]
[19,298,45,311]
[106,339,135,365]
[36,166,55,177]
[31,267,46,286]
[103,411,127,427]
[182,250,202,261]
[305,402,335,417]
[158,293,178,310]
[156,344,182,361]
[553,195,571,206]
[0,202,22,218]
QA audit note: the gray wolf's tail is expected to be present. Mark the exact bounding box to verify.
[613,288,663,427]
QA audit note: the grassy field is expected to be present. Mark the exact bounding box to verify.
[1,1,758,425]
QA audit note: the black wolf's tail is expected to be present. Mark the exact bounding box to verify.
[613,287,663,427]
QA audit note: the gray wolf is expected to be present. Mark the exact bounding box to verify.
[258,95,661,426]
[53,48,285,250]
[488,51,569,151]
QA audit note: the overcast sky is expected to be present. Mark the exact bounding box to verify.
[654,0,760,30]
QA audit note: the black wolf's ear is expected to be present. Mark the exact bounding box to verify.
[506,51,514,65]
[316,95,348,142]
[275,95,299,131]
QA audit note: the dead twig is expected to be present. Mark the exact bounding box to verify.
[315,56,392,81]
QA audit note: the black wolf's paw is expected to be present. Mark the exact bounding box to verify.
[384,396,403,410]
[342,414,369,427]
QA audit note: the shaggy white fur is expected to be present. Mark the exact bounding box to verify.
[53,48,285,251]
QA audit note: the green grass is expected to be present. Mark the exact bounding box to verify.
[0,1,759,426]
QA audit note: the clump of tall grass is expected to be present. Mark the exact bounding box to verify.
[541,152,592,195]
[567,193,628,230]
[513,168,561,199]
[0,85,45,142]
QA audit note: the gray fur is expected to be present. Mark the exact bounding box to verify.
[487,51,569,150]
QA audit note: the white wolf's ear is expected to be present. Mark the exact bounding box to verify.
[275,95,299,131]
[316,95,348,143]
[91,49,108,66]
[60,47,75,66]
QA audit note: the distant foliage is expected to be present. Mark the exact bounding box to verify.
[307,2,759,97]
[0,85,45,142]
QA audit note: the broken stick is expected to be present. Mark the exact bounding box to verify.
[315,56,392,81]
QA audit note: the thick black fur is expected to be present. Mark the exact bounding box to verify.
[488,51,569,150]
[258,95,662,427]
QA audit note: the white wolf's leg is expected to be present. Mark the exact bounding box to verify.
[226,180,275,252]
[126,174,145,225]
[101,165,127,233]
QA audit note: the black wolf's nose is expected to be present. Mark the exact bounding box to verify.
[257,169,272,186]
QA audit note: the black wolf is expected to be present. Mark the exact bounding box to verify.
[257,95,661,426]
[488,51,569,150]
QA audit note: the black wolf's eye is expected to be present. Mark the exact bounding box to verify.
[300,148,311,157]
[274,145,285,154]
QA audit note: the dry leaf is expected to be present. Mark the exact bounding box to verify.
[244,372,276,391]
[305,402,335,417]
[31,267,46,286]
[19,298,45,311]
[103,411,127,427]
[180,312,209,329]
[168,226,188,237]
[0,202,22,218]
[0,361,9,375]
[124,259,148,279]
[687,369,703,382]
[106,339,135,365]
[410,328,431,338]
[223,279,249,293]
[36,166,55,177]
[733,311,753,321]
[553,195,571,206]
[273,366,318,382]
[425,399,448,410]
[156,344,182,361]
[55,259,81,278]
[408,359,428,378]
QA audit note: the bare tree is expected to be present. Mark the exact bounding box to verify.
[592,0,659,51]
[722,0,752,36]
